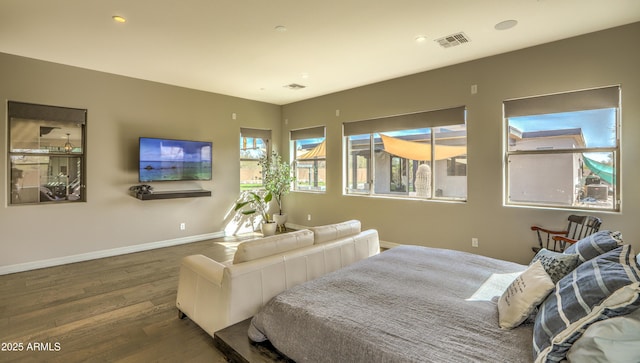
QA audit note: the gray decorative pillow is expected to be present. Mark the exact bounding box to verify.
[563,230,623,263]
[533,245,640,362]
[531,248,579,284]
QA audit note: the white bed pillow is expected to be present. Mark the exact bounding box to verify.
[566,306,640,362]
[498,260,555,329]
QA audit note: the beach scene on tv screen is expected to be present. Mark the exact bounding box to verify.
[139,138,212,182]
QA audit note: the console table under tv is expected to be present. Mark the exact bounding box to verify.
[132,189,211,200]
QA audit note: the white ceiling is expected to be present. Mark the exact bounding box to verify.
[1,1,639,105]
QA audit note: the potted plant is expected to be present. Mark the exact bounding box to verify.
[234,191,277,236]
[259,151,295,231]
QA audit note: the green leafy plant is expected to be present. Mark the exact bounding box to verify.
[258,151,296,215]
[234,191,273,223]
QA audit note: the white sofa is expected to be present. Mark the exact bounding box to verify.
[176,220,380,337]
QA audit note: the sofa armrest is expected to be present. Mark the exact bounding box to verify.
[180,254,225,285]
[176,254,229,336]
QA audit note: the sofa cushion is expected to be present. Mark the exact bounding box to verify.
[309,220,361,244]
[233,229,314,264]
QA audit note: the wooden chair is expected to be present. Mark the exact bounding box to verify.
[531,215,602,253]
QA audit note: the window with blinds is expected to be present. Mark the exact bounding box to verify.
[240,128,271,191]
[504,86,620,211]
[343,106,467,201]
[291,126,326,192]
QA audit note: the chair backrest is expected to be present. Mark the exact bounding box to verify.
[532,214,603,253]
[566,215,602,240]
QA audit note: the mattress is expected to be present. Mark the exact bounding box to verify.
[249,245,534,363]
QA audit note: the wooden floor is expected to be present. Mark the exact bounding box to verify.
[0,234,263,363]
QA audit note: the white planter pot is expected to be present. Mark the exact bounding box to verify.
[261,222,277,236]
[273,213,287,231]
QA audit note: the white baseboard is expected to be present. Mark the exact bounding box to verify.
[0,231,225,276]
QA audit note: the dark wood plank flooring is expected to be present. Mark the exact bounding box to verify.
[0,233,265,363]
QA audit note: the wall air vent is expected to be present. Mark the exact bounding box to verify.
[435,32,471,48]
[284,83,307,90]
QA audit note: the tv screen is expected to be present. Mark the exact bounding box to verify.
[139,137,212,182]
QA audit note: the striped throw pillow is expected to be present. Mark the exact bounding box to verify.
[533,244,640,362]
[563,230,623,263]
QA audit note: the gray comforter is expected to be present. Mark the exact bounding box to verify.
[249,245,535,363]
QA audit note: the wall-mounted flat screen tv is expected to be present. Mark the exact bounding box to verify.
[139,137,212,182]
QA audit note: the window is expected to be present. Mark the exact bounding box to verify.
[344,106,467,200]
[8,101,86,205]
[240,128,271,191]
[291,126,326,192]
[504,86,620,211]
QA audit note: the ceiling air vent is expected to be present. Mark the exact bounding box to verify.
[435,32,471,48]
[284,83,306,90]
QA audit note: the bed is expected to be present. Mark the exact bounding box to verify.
[248,245,534,362]
[248,231,640,363]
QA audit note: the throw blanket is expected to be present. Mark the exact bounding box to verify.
[249,245,534,363]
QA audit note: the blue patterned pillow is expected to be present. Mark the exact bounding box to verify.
[563,230,623,263]
[531,249,579,284]
[533,245,640,362]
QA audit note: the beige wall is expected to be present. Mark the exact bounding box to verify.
[1,23,638,272]
[0,53,281,271]
[281,22,640,264]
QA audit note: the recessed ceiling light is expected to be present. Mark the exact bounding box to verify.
[112,15,127,23]
[414,35,428,43]
[495,19,517,30]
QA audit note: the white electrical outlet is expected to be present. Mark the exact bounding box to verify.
[307,214,311,221]
[471,238,479,247]
[180,222,186,231]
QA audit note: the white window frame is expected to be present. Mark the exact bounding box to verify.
[291,126,326,193]
[239,128,271,191]
[343,106,467,201]
[503,86,621,212]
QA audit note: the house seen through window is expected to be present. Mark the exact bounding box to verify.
[344,106,467,200]
[239,128,271,191]
[291,126,326,192]
[504,86,620,211]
